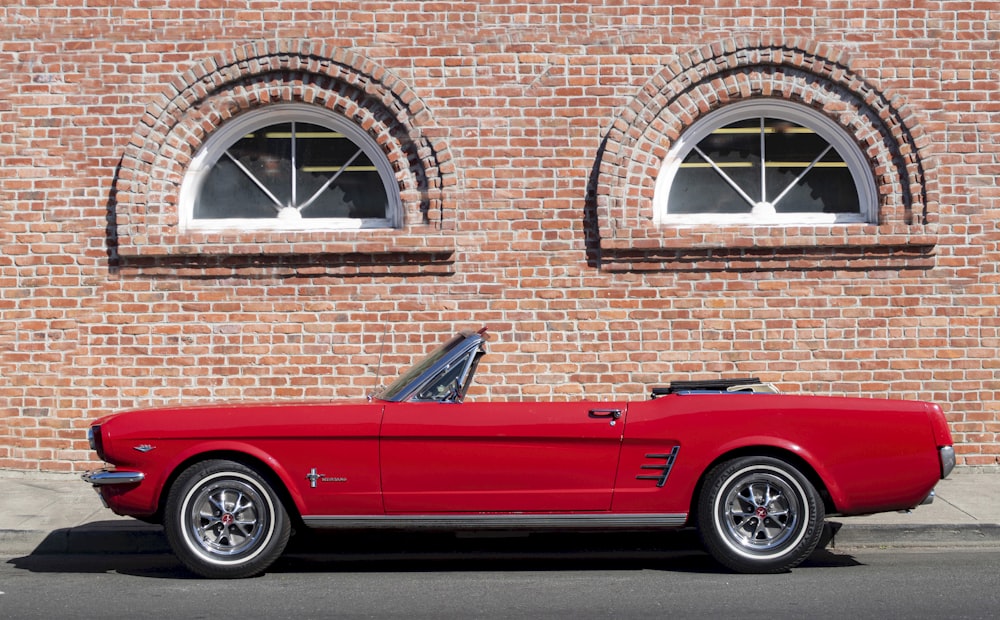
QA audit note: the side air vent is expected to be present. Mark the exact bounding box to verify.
[636,446,680,487]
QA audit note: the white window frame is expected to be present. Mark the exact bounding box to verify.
[653,100,878,226]
[179,103,403,232]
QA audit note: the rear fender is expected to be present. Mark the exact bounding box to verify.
[702,437,844,511]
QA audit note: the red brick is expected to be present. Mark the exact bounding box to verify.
[1,2,999,471]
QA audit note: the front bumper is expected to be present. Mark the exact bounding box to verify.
[82,468,159,518]
[82,468,145,486]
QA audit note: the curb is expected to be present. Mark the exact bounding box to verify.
[830,522,1000,548]
[3,521,1000,558]
[0,523,168,556]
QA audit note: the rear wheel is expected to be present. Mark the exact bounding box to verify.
[697,456,824,573]
[164,460,290,579]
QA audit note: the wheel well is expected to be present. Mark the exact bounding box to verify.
[155,451,303,527]
[688,447,835,520]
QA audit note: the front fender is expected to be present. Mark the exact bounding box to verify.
[93,439,309,521]
[156,440,309,518]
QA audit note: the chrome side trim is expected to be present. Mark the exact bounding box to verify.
[82,469,145,486]
[920,489,935,505]
[939,445,956,479]
[302,513,688,530]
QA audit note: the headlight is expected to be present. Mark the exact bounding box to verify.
[87,425,105,461]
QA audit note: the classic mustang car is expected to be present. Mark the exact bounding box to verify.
[83,328,955,578]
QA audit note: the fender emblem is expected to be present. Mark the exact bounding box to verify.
[306,467,347,488]
[306,468,323,488]
[133,444,155,453]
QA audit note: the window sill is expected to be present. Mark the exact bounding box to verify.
[112,227,455,276]
[596,222,937,272]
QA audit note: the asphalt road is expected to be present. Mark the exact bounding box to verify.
[2,541,999,619]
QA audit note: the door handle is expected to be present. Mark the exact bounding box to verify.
[588,409,622,420]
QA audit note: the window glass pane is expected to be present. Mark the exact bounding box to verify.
[698,119,761,209]
[416,358,467,401]
[667,151,751,214]
[666,114,861,217]
[193,120,389,221]
[300,169,388,219]
[294,122,387,219]
[193,155,279,219]
[763,119,858,214]
[768,164,858,214]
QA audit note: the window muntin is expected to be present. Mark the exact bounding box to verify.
[654,100,877,225]
[180,104,402,231]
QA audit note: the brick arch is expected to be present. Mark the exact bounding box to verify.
[593,36,936,250]
[113,41,454,257]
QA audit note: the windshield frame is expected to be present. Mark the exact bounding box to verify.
[374,330,487,403]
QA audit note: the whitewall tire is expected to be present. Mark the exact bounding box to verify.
[164,460,290,579]
[697,456,824,573]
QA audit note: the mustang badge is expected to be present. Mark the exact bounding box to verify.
[306,468,347,488]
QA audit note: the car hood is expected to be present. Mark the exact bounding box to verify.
[93,399,383,441]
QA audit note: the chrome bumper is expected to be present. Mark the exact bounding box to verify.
[916,446,957,507]
[82,469,145,486]
[939,445,956,479]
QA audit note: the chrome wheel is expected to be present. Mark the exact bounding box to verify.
[165,460,290,579]
[698,456,824,573]
[718,470,803,554]
[184,476,269,558]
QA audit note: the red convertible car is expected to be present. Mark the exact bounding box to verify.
[83,328,955,578]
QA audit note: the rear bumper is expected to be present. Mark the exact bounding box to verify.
[939,445,956,479]
[916,446,956,507]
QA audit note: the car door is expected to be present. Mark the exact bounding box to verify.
[380,401,627,513]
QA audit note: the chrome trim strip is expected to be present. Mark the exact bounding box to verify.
[82,469,145,486]
[302,513,688,530]
[939,445,956,479]
[920,489,935,505]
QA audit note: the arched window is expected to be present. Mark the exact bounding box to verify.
[179,104,402,231]
[654,100,877,225]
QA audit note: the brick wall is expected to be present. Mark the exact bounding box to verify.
[1,1,998,472]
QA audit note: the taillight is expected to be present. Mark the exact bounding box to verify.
[926,403,953,447]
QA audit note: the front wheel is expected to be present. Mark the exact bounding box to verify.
[164,460,291,579]
[697,456,824,573]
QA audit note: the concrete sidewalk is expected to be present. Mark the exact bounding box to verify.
[1,469,998,557]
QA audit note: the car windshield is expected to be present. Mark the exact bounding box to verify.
[375,334,468,401]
